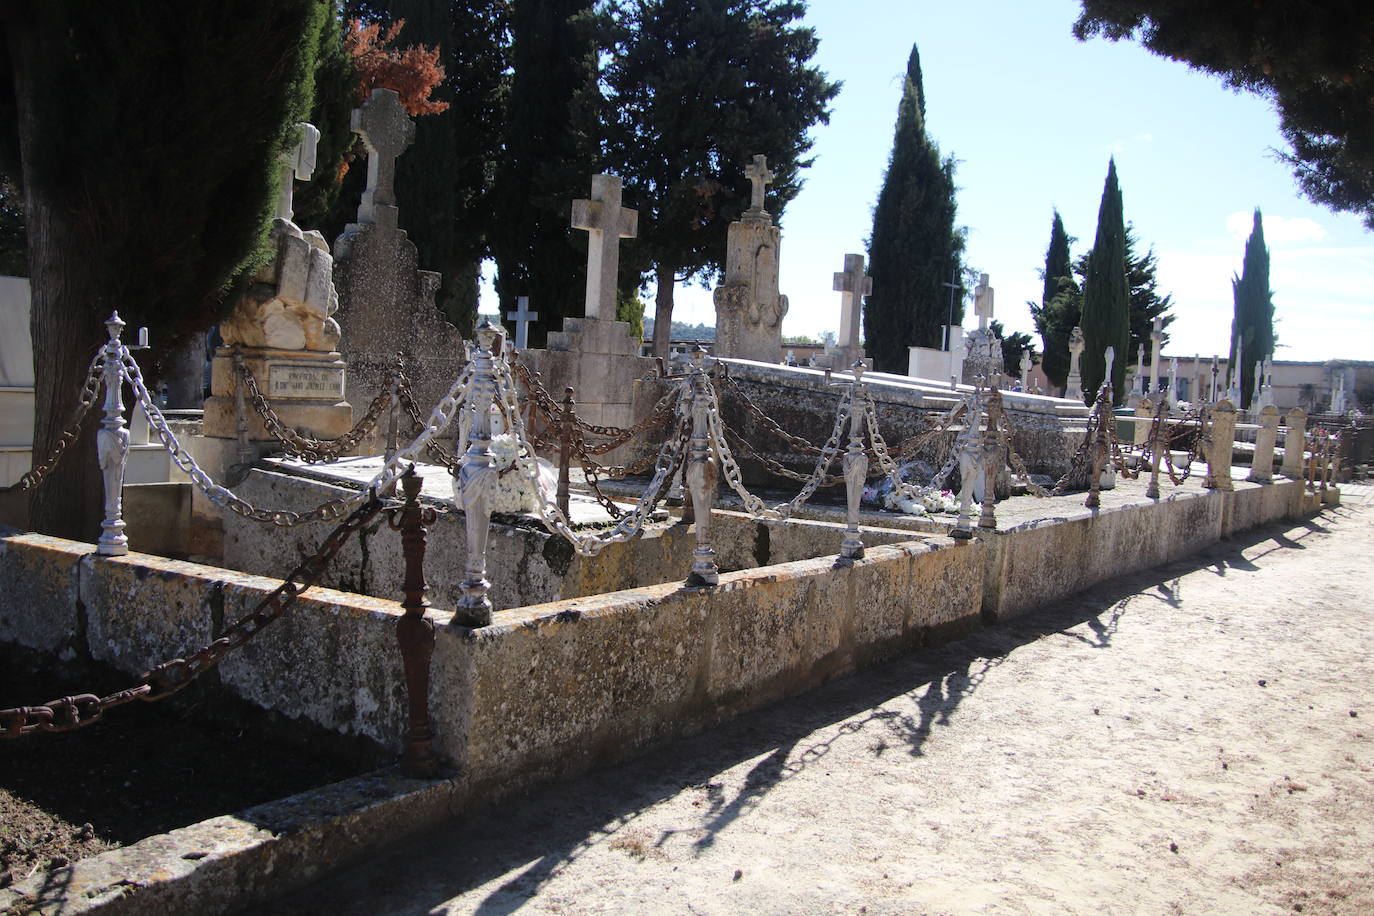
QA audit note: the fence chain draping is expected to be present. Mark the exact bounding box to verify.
[864,392,969,501]
[1000,399,1105,498]
[237,353,399,463]
[0,349,107,495]
[492,360,691,556]
[507,352,674,452]
[0,492,383,738]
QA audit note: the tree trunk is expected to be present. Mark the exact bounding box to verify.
[8,13,107,542]
[162,331,208,409]
[651,262,675,360]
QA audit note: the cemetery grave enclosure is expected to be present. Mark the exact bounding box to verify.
[0,89,1350,914]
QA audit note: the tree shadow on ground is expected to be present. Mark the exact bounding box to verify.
[261,515,1333,916]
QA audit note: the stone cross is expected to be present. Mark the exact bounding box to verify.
[1019,351,1033,389]
[277,122,321,222]
[972,273,994,330]
[833,253,872,349]
[1148,315,1164,394]
[1135,343,1146,395]
[1168,357,1180,408]
[744,154,775,216]
[352,89,416,230]
[571,174,638,321]
[1065,325,1085,400]
[506,296,538,350]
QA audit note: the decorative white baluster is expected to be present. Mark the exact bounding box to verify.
[684,344,719,586]
[96,313,134,556]
[453,319,503,627]
[978,387,1003,530]
[951,381,985,540]
[840,361,869,559]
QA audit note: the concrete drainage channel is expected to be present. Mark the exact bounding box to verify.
[0,476,1324,914]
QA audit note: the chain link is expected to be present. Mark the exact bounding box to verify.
[0,349,106,495]
[236,354,398,462]
[1,494,383,737]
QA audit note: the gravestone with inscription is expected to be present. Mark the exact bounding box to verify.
[332,88,469,421]
[204,121,353,455]
[713,155,789,362]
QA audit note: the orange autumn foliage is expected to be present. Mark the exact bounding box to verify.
[345,18,449,116]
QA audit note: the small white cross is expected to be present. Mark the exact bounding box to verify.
[506,296,538,350]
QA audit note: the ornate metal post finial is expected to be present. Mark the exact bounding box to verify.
[840,361,869,559]
[1145,397,1166,499]
[453,319,503,627]
[684,343,719,586]
[96,313,132,556]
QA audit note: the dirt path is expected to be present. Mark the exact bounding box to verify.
[272,488,1374,916]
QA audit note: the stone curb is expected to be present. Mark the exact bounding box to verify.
[0,768,457,916]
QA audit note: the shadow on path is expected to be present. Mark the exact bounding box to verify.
[261,514,1337,916]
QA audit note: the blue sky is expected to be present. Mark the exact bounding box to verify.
[486,0,1374,363]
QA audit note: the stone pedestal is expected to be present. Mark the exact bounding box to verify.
[203,347,352,442]
[525,317,656,435]
[713,216,787,363]
[960,327,1004,385]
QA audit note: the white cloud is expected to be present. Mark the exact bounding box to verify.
[1225,211,1327,246]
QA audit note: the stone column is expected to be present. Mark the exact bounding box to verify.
[1248,405,1279,483]
[1281,408,1307,477]
[1203,399,1238,491]
[1134,397,1155,446]
[1065,326,1085,401]
[1148,316,1164,394]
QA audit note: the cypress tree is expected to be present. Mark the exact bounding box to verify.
[603,0,839,360]
[488,0,600,349]
[865,42,963,374]
[390,0,506,335]
[1079,158,1131,405]
[1230,208,1274,409]
[0,1,324,539]
[1028,209,1080,391]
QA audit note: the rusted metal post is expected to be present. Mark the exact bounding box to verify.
[979,387,1003,529]
[1145,398,1166,499]
[684,344,719,586]
[1085,385,1112,509]
[840,362,868,559]
[557,387,574,518]
[387,465,440,777]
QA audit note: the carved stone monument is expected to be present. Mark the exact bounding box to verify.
[819,253,870,370]
[519,173,654,437]
[960,274,1003,385]
[1065,326,1085,401]
[332,89,468,418]
[205,122,353,451]
[713,155,788,362]
[1019,351,1033,390]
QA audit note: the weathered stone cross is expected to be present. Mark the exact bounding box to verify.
[352,88,416,230]
[833,253,872,349]
[745,154,775,216]
[506,296,538,350]
[973,273,994,330]
[571,174,638,321]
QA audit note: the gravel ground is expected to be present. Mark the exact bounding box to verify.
[270,485,1374,916]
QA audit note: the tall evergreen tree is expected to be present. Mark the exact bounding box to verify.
[865,42,964,374]
[1079,158,1131,404]
[1028,209,1080,391]
[488,0,600,350]
[1230,208,1274,409]
[604,0,839,359]
[0,1,324,540]
[1073,223,1174,374]
[390,0,506,335]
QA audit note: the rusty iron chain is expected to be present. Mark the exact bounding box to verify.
[507,352,672,449]
[0,349,106,495]
[0,493,384,738]
[237,353,399,462]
